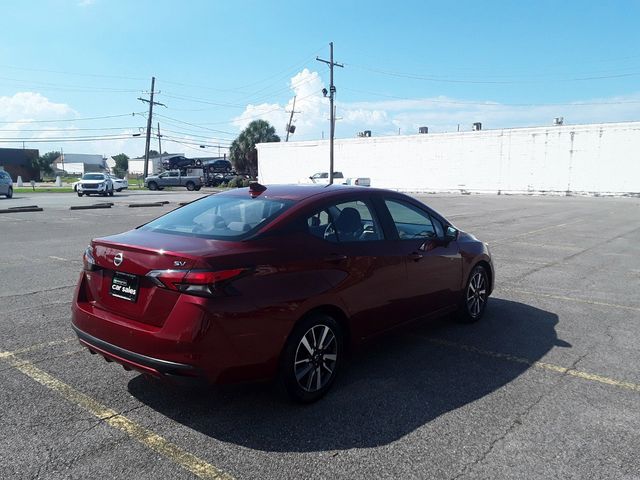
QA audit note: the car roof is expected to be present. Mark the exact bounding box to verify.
[220,183,391,202]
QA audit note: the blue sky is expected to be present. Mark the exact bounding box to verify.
[1,0,639,158]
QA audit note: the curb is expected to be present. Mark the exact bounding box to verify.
[128,202,166,208]
[0,206,43,214]
[70,203,113,210]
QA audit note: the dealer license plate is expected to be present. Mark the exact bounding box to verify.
[110,271,139,302]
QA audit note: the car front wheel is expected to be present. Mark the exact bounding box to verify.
[6,187,13,198]
[185,181,195,191]
[280,313,343,403]
[457,265,489,323]
[148,182,158,191]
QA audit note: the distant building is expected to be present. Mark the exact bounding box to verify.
[0,148,40,181]
[53,153,107,175]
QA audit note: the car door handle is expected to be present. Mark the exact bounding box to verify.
[409,252,424,262]
[324,253,347,263]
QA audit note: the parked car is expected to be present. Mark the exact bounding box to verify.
[77,173,114,197]
[71,184,494,402]
[144,170,203,191]
[108,174,129,192]
[162,155,202,170]
[0,171,13,198]
[206,159,233,173]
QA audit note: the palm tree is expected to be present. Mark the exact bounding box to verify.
[230,120,280,178]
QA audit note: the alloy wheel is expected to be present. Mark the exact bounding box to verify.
[294,324,338,393]
[466,270,487,318]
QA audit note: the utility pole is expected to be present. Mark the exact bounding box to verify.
[61,147,64,174]
[157,122,162,162]
[138,77,166,178]
[317,42,343,185]
[285,96,300,142]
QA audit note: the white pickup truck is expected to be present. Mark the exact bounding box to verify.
[307,172,371,187]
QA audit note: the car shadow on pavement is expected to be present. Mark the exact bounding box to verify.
[128,298,566,452]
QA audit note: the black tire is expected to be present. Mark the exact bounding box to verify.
[116,188,122,192]
[279,313,343,403]
[77,192,83,197]
[195,159,203,166]
[148,181,158,191]
[108,187,114,197]
[194,186,201,191]
[185,181,195,191]
[456,265,489,323]
[6,187,13,199]
[73,184,77,192]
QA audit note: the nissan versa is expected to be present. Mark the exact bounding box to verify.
[71,184,494,402]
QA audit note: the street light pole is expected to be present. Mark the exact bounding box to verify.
[317,42,343,185]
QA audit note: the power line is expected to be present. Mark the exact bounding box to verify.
[155,113,237,136]
[0,113,145,124]
[341,87,640,107]
[348,64,640,85]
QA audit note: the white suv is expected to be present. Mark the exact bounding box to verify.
[77,173,114,197]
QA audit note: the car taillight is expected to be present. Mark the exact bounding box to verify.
[83,246,99,271]
[146,268,248,297]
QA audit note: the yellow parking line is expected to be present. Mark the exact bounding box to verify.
[0,338,77,359]
[497,287,640,312]
[427,338,640,393]
[0,351,233,480]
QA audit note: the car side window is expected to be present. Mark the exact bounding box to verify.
[306,200,382,243]
[384,199,437,240]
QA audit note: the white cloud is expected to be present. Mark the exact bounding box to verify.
[233,70,640,140]
[0,92,74,122]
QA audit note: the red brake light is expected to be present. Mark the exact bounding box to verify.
[147,268,248,297]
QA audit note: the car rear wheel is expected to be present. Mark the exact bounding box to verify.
[6,187,13,198]
[280,313,343,403]
[457,265,489,323]
[148,181,158,191]
[108,187,114,197]
[186,181,195,191]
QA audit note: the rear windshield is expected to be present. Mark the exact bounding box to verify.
[139,194,292,239]
[83,174,105,180]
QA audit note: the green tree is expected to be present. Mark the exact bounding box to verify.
[32,151,60,177]
[229,120,280,178]
[112,153,129,178]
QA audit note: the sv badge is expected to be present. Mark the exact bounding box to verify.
[173,260,187,267]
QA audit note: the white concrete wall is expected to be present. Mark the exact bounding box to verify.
[257,121,640,194]
[128,158,163,175]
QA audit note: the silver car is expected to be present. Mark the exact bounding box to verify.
[0,171,13,198]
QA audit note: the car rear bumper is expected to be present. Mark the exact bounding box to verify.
[72,324,206,386]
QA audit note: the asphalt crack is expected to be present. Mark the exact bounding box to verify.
[450,350,592,480]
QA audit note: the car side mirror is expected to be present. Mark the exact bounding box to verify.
[445,226,458,241]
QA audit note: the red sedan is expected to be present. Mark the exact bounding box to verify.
[72,184,493,402]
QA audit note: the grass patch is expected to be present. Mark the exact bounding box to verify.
[14,187,75,193]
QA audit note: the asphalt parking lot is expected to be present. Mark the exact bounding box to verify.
[0,190,639,479]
